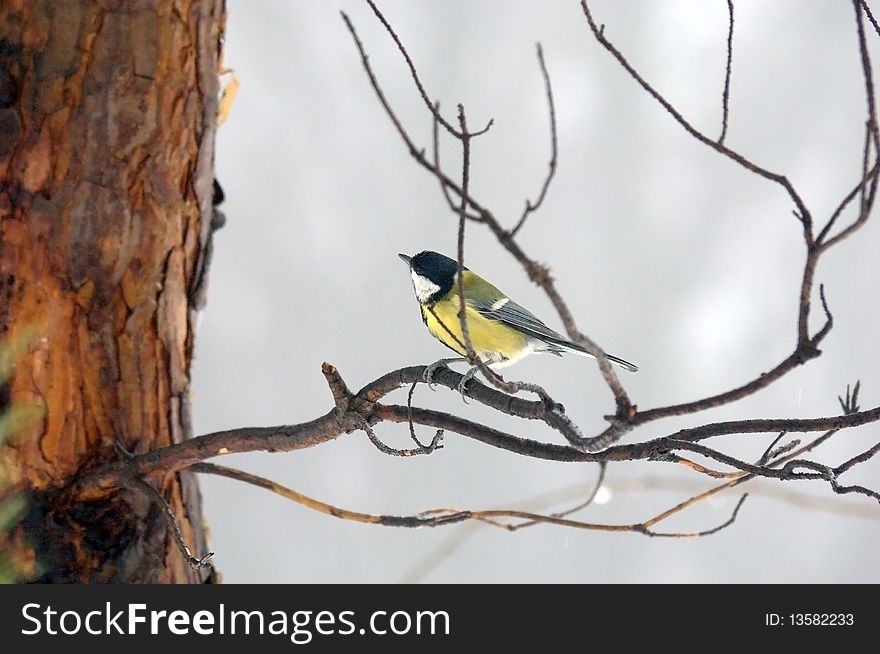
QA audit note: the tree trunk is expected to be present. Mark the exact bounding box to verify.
[0,0,224,582]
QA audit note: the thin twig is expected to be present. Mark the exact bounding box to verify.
[834,440,880,475]
[817,3,880,252]
[756,432,787,466]
[431,102,482,221]
[134,479,215,571]
[579,1,854,372]
[455,105,477,369]
[665,441,828,481]
[831,480,880,502]
[642,494,749,538]
[375,400,880,463]
[839,381,862,415]
[855,0,879,136]
[644,430,841,528]
[363,0,493,139]
[719,0,734,144]
[816,142,880,246]
[579,0,813,234]
[507,461,607,530]
[352,411,440,457]
[632,345,826,424]
[861,0,880,37]
[406,381,444,451]
[192,461,746,537]
[510,43,558,236]
[667,438,880,503]
[663,454,740,478]
[114,442,214,571]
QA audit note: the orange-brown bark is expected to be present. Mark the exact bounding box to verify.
[0,0,224,582]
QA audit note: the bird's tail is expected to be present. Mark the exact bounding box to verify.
[601,351,639,373]
[543,339,639,373]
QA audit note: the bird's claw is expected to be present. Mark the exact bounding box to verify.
[423,360,451,390]
[457,367,478,403]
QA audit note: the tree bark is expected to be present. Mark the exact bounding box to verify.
[0,0,224,582]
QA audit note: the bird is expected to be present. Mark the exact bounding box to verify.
[398,250,637,392]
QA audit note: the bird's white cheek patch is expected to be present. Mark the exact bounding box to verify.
[411,272,441,303]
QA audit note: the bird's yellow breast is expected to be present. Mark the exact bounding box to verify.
[421,295,529,364]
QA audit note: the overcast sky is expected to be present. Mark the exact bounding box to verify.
[191,0,880,582]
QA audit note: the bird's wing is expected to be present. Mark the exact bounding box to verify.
[469,296,569,347]
[465,283,639,372]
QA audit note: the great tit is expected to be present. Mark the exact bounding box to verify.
[399,251,638,381]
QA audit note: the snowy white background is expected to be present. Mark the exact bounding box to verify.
[192,0,880,582]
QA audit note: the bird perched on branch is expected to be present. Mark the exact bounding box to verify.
[399,250,637,391]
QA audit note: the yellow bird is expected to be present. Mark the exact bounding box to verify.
[399,250,637,389]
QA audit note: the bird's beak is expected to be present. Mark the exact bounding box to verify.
[397,253,412,266]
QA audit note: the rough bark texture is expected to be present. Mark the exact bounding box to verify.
[0,0,224,582]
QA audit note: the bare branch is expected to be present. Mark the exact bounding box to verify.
[507,461,607,531]
[667,409,880,443]
[834,439,880,475]
[131,477,215,571]
[667,439,880,503]
[839,381,862,415]
[855,0,879,131]
[192,462,747,537]
[816,143,880,247]
[763,435,803,465]
[642,494,749,538]
[454,104,477,369]
[362,0,492,139]
[510,43,559,236]
[407,382,444,450]
[375,400,880,464]
[579,0,814,235]
[665,440,831,482]
[632,344,825,425]
[114,441,214,571]
[719,0,735,144]
[830,436,880,502]
[322,360,353,412]
[431,102,482,221]
[578,1,854,373]
[663,454,739,479]
[354,411,440,458]
[573,2,880,431]
[818,2,880,250]
[377,403,597,463]
[831,481,880,502]
[643,429,844,537]
[756,432,788,466]
[72,357,879,505]
[861,0,880,37]
[191,462,467,527]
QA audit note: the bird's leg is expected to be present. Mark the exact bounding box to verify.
[423,357,465,390]
[457,366,479,402]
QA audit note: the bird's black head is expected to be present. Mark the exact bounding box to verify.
[398,250,461,304]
